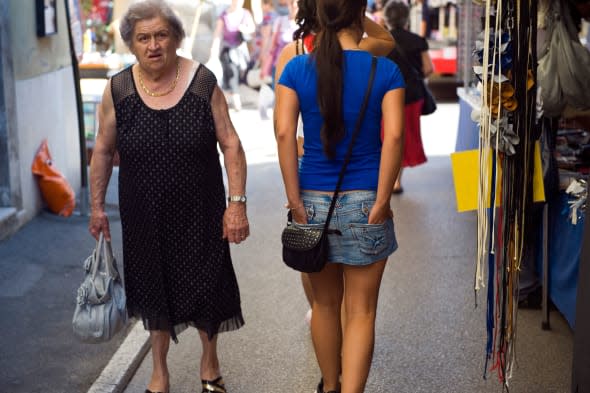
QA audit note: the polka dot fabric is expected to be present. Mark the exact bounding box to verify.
[111,64,244,341]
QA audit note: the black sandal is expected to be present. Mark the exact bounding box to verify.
[202,376,226,393]
[316,378,340,393]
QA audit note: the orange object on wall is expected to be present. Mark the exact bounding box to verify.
[31,139,76,217]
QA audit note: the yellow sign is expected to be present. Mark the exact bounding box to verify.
[451,142,545,212]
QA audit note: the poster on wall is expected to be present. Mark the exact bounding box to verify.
[36,0,58,37]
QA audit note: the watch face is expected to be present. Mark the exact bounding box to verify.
[229,195,246,202]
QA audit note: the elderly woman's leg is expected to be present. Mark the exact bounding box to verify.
[199,331,227,392]
[148,330,170,392]
[308,262,344,392]
[198,331,221,379]
[340,260,387,393]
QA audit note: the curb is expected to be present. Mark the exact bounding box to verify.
[87,321,151,393]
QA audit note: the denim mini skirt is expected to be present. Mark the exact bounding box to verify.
[295,190,398,266]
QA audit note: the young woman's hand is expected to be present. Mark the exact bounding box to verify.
[288,204,308,224]
[368,202,393,225]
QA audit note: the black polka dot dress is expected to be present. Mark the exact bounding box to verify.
[110,64,244,341]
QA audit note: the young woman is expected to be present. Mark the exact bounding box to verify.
[275,0,405,391]
[274,0,396,326]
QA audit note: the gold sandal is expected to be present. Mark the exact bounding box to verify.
[201,376,226,393]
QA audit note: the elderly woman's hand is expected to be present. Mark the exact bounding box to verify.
[223,203,250,244]
[89,209,111,241]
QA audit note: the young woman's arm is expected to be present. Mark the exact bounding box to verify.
[273,41,298,136]
[369,87,405,224]
[359,16,395,56]
[276,82,306,223]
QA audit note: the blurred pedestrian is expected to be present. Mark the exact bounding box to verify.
[370,0,391,27]
[383,0,434,193]
[254,0,278,77]
[268,0,299,85]
[89,1,249,392]
[210,0,256,111]
[275,0,405,391]
[253,0,279,119]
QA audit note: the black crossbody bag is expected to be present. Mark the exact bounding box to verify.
[281,56,377,273]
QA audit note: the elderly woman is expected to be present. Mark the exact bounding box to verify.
[88,1,249,392]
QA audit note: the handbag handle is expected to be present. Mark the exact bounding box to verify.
[91,233,118,280]
[321,56,378,232]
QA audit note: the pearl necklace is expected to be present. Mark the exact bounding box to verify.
[138,60,180,97]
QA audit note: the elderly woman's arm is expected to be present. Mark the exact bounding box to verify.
[89,80,117,241]
[360,16,396,56]
[211,86,250,244]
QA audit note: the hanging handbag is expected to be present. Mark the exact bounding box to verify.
[537,0,590,117]
[421,81,437,115]
[281,57,377,273]
[72,233,127,343]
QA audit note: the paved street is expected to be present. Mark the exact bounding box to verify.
[0,87,574,393]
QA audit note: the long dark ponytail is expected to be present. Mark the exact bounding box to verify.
[313,0,365,159]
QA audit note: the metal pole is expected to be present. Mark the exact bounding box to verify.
[64,0,89,216]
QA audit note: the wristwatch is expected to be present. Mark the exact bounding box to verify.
[227,195,247,203]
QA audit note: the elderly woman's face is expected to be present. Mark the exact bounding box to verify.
[131,16,178,72]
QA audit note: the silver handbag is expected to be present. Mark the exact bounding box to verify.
[72,233,127,343]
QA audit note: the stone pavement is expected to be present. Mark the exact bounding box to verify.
[0,169,126,393]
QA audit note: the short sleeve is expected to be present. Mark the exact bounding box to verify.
[418,36,429,51]
[380,57,405,92]
[278,56,301,90]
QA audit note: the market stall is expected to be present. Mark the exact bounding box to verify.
[452,0,590,390]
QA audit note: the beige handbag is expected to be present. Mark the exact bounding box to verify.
[72,233,127,343]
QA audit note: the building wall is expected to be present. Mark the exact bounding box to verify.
[14,68,81,223]
[9,1,72,79]
[1,1,81,235]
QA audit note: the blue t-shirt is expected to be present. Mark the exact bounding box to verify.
[278,50,405,191]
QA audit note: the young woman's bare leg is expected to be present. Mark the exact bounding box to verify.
[308,262,344,392]
[340,259,387,393]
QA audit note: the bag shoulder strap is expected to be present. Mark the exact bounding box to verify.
[322,56,377,231]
